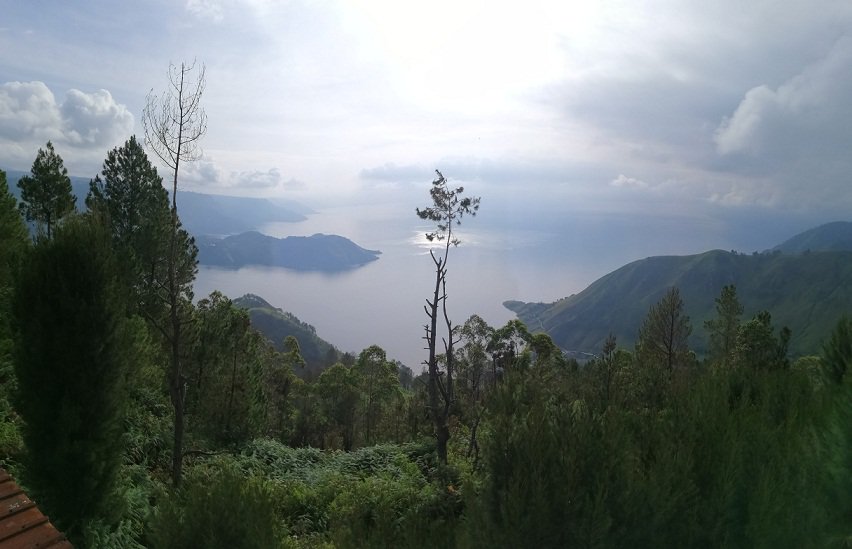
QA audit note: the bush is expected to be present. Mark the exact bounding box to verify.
[147,461,284,549]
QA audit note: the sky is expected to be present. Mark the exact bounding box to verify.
[2,0,852,241]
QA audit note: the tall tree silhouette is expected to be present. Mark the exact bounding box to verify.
[143,60,207,486]
[416,169,480,463]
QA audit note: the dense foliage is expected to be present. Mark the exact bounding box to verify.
[1,144,851,547]
[12,217,133,540]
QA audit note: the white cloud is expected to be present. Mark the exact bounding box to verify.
[230,167,282,188]
[715,35,852,158]
[62,89,134,147]
[0,81,134,172]
[224,167,305,190]
[0,81,63,142]
[179,157,222,187]
[610,174,648,189]
[186,0,224,22]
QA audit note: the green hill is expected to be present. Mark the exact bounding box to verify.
[506,247,852,357]
[772,221,852,253]
[234,293,341,378]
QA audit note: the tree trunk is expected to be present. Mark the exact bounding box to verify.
[168,200,184,487]
[225,344,238,440]
[426,255,449,464]
[169,305,184,487]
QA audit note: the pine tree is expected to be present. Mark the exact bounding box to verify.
[86,135,198,335]
[0,169,29,451]
[704,284,743,368]
[637,286,693,373]
[0,168,28,334]
[12,217,132,540]
[416,169,480,463]
[17,141,76,239]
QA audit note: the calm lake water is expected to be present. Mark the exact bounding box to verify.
[193,200,818,368]
[193,202,605,368]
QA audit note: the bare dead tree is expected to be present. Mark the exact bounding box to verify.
[143,60,207,212]
[416,170,480,463]
[142,60,207,487]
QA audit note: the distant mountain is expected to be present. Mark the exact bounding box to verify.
[176,191,310,235]
[772,221,852,253]
[507,223,852,357]
[3,169,311,236]
[233,293,340,378]
[197,231,381,272]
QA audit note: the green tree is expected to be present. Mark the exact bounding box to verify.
[735,310,790,371]
[0,168,28,343]
[704,284,743,368]
[0,169,28,270]
[353,345,400,445]
[143,60,207,486]
[0,169,29,456]
[188,291,262,446]
[455,314,494,461]
[586,333,628,411]
[822,316,852,384]
[632,287,693,408]
[637,287,693,373]
[86,135,197,320]
[315,363,360,450]
[12,217,132,540]
[17,141,76,239]
[259,336,303,440]
[416,170,480,463]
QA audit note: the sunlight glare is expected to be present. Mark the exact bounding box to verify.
[343,0,604,113]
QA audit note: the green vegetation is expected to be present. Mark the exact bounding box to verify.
[416,169,480,464]
[772,220,852,253]
[12,217,133,540]
[16,141,76,239]
[507,247,852,356]
[2,139,852,547]
[233,293,341,378]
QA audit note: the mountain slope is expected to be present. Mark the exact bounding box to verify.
[772,221,852,253]
[234,294,340,378]
[506,248,852,357]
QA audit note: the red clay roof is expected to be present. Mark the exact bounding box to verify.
[0,468,73,548]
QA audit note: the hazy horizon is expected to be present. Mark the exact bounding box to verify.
[193,199,833,368]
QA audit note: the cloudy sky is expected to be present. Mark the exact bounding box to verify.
[2,0,852,235]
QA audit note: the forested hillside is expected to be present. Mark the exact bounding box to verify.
[508,244,852,356]
[2,141,852,548]
[232,293,343,378]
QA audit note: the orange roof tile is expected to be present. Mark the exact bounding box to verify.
[0,468,73,548]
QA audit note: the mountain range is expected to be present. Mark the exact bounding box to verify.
[3,170,312,236]
[4,169,379,272]
[506,221,852,357]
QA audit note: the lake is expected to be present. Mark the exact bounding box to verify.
[193,201,610,368]
[193,199,819,369]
